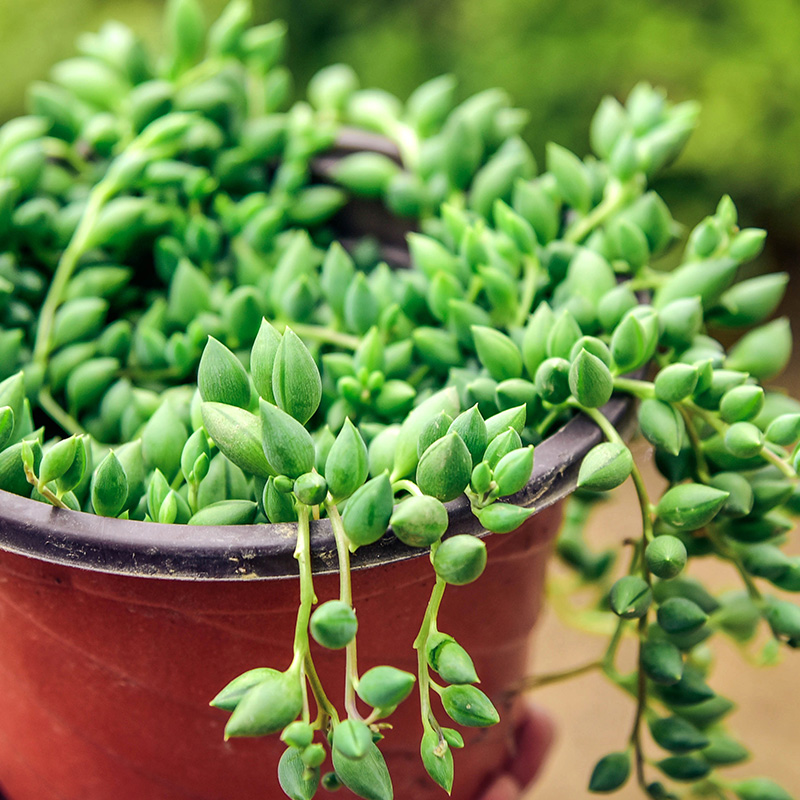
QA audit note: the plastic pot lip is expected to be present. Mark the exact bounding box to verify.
[0,391,635,581]
[0,127,637,581]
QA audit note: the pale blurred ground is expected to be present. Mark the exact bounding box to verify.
[524,319,800,798]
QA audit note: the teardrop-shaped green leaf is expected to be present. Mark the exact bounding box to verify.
[649,716,708,754]
[472,325,523,382]
[224,669,303,738]
[391,388,460,480]
[447,405,487,466]
[333,719,373,760]
[188,499,258,526]
[475,501,534,534]
[332,741,394,800]
[142,402,188,483]
[390,495,448,548]
[210,667,277,712]
[91,450,128,518]
[251,319,281,403]
[577,442,633,492]
[639,399,686,457]
[420,728,454,794]
[202,401,273,478]
[433,534,487,585]
[493,445,534,497]
[342,473,394,548]
[357,666,416,709]
[278,747,320,800]
[656,483,729,530]
[416,433,472,502]
[198,336,252,409]
[609,575,652,619]
[641,640,683,686]
[272,328,322,425]
[325,418,368,500]
[588,752,630,793]
[441,684,499,727]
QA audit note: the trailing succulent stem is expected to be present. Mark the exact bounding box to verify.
[205,322,516,798]
[0,0,798,797]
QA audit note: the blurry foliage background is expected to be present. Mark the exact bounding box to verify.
[2,0,800,269]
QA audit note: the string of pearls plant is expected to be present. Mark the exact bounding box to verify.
[0,1,797,798]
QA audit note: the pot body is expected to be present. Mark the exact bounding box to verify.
[0,503,559,800]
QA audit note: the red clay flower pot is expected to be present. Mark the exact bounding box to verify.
[0,396,633,800]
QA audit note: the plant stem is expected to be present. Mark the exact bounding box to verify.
[629,617,649,792]
[564,179,636,244]
[305,652,339,729]
[278,321,361,351]
[627,266,669,291]
[683,401,730,441]
[685,401,798,480]
[677,404,712,483]
[573,403,654,545]
[392,478,423,497]
[536,406,565,438]
[514,254,540,327]
[612,377,655,399]
[23,462,69,509]
[600,620,628,684]
[760,445,798,480]
[414,556,446,730]
[293,504,315,722]
[326,498,361,720]
[515,658,602,691]
[705,526,763,604]
[37,388,87,437]
[577,402,653,786]
[33,175,118,367]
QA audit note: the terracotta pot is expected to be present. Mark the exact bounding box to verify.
[0,391,634,800]
[0,130,637,799]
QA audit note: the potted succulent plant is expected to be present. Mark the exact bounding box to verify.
[0,1,798,799]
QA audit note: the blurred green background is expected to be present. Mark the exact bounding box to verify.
[2,0,800,265]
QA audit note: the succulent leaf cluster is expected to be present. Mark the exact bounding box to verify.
[0,1,798,798]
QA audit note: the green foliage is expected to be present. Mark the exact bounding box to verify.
[0,6,798,798]
[589,752,630,793]
[310,600,357,650]
[433,534,487,585]
[440,684,499,727]
[609,575,652,619]
[420,727,454,793]
[356,666,416,709]
[223,668,303,738]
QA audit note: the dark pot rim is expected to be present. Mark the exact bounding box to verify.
[0,398,634,581]
[0,130,637,581]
